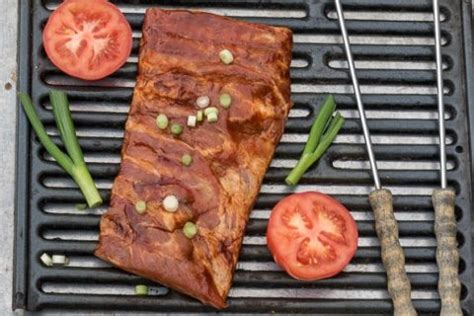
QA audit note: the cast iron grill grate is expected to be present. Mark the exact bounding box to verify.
[14,0,474,314]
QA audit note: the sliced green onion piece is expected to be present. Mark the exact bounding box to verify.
[75,203,87,211]
[135,285,149,296]
[219,49,234,65]
[196,96,210,108]
[182,154,193,166]
[204,107,219,116]
[183,222,198,239]
[156,114,169,130]
[135,200,147,214]
[219,93,232,108]
[163,195,179,213]
[187,115,197,127]
[197,110,204,122]
[40,253,53,267]
[171,123,183,136]
[52,255,68,265]
[207,112,218,123]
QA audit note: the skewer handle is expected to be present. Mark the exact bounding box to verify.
[369,189,417,316]
[433,188,462,316]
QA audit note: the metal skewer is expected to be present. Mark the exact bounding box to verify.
[334,1,416,315]
[434,0,447,190]
[432,0,462,314]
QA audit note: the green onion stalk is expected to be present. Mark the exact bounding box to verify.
[18,90,102,207]
[285,95,344,186]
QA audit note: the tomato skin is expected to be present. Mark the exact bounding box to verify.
[43,0,132,81]
[266,192,358,281]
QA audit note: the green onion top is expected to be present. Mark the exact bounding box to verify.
[135,200,147,214]
[219,49,234,65]
[183,222,198,239]
[156,114,169,130]
[135,285,149,296]
[18,91,103,208]
[170,123,183,136]
[219,93,232,108]
[182,154,193,166]
[285,95,344,186]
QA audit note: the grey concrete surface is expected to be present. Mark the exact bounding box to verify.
[0,0,19,315]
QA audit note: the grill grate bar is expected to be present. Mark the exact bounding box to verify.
[39,177,441,196]
[41,283,170,296]
[325,10,446,22]
[40,283,438,300]
[40,229,438,248]
[44,2,308,18]
[41,204,436,222]
[41,75,450,94]
[42,129,453,144]
[228,288,437,300]
[136,31,448,45]
[327,59,447,70]
[332,159,455,171]
[45,255,438,273]
[42,153,455,171]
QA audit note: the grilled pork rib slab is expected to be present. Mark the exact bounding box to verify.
[95,9,293,308]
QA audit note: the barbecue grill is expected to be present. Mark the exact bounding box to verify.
[14,0,474,314]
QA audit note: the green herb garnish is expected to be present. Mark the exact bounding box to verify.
[181,154,193,166]
[204,107,219,116]
[135,285,149,296]
[135,200,147,214]
[219,93,232,108]
[19,91,102,207]
[197,110,204,122]
[219,49,234,65]
[285,95,344,186]
[207,112,218,123]
[156,114,169,130]
[170,123,183,136]
[183,222,198,239]
[75,203,88,211]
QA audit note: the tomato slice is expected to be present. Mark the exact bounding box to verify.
[43,0,132,81]
[266,192,358,281]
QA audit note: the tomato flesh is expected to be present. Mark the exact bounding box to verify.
[266,192,358,281]
[43,0,132,80]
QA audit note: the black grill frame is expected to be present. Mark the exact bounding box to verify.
[13,0,474,314]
